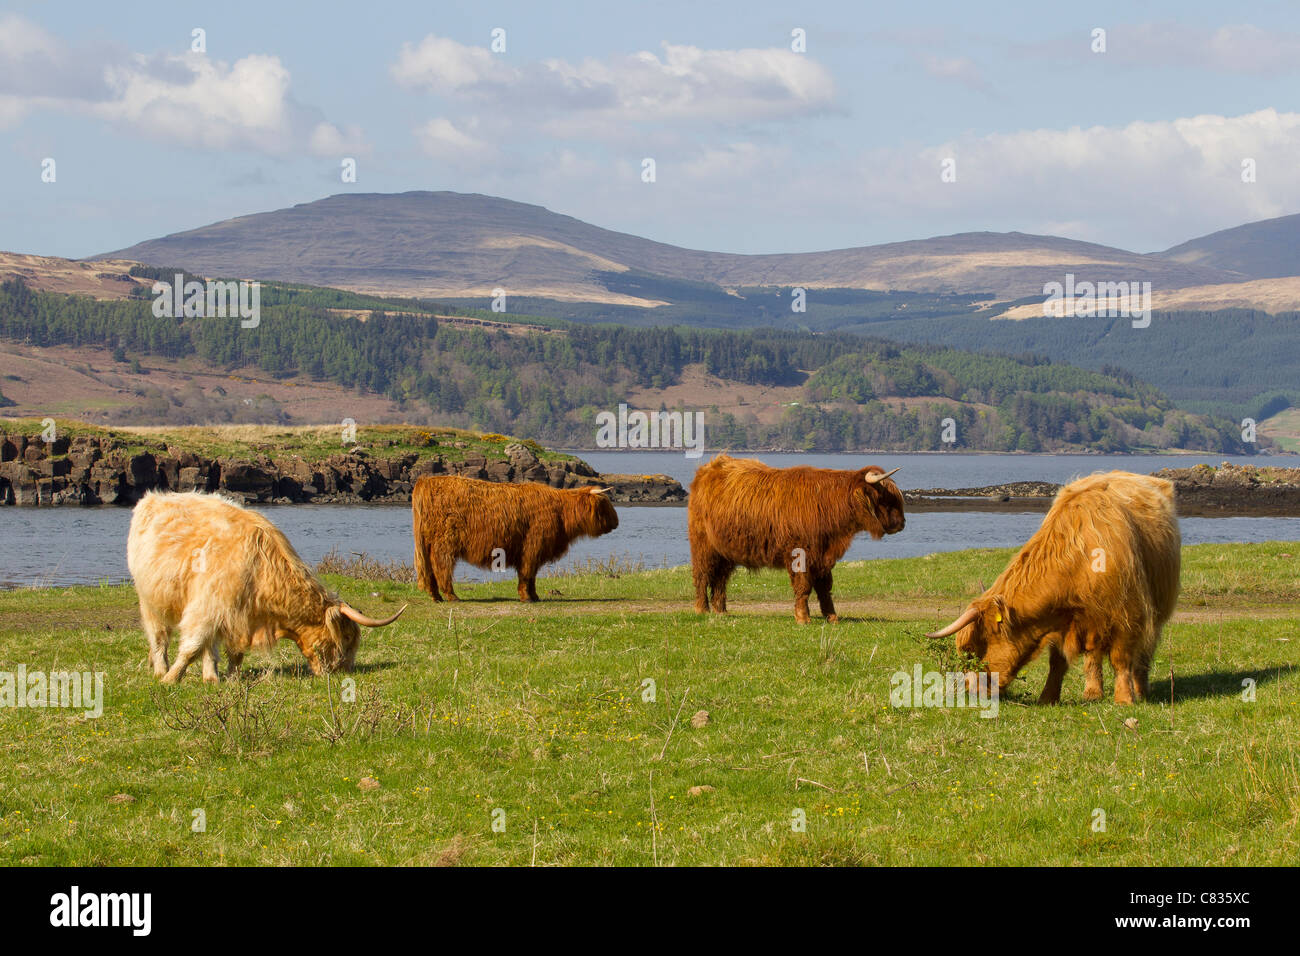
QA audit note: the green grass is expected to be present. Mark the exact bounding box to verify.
[0,419,574,465]
[1,543,1297,866]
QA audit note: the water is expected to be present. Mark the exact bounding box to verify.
[3,451,1299,588]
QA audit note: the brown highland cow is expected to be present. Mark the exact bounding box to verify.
[412,476,619,602]
[688,454,905,623]
[927,471,1180,704]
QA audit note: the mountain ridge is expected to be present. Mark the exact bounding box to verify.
[93,190,1251,304]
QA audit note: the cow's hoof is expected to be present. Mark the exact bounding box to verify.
[1082,688,1103,702]
[825,614,839,624]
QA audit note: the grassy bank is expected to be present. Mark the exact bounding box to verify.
[1,543,1297,865]
[0,418,574,465]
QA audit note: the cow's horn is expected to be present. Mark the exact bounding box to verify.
[340,603,408,627]
[589,486,613,495]
[925,605,979,639]
[865,467,901,484]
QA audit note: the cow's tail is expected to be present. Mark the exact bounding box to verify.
[412,484,436,596]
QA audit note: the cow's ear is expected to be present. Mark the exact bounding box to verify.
[324,604,347,638]
[991,595,1010,627]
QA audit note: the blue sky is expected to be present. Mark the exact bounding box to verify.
[3,0,1299,259]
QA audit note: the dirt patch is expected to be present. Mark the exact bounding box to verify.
[624,363,806,426]
[0,341,410,425]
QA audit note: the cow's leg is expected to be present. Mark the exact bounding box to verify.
[162,613,216,685]
[788,569,812,624]
[433,556,458,602]
[1038,642,1069,705]
[693,549,727,614]
[1133,661,1150,702]
[710,562,733,613]
[1109,643,1136,705]
[1083,645,1105,701]
[517,567,540,603]
[812,570,838,623]
[691,553,712,614]
[139,603,171,679]
[225,652,245,678]
[423,546,443,601]
[1132,631,1155,702]
[201,642,221,684]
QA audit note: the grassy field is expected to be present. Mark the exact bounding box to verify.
[1,543,1297,866]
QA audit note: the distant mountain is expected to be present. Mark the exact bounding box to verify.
[1159,212,1300,279]
[94,191,1243,305]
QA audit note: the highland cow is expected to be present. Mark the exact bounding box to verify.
[927,471,1180,704]
[127,491,405,684]
[412,476,619,602]
[688,455,905,622]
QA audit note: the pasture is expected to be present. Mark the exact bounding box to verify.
[0,542,1296,866]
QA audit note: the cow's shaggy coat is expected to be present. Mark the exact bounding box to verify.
[688,454,906,622]
[928,471,1180,704]
[127,491,404,683]
[412,477,619,602]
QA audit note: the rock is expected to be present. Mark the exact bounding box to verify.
[687,785,716,796]
[690,710,711,729]
[357,777,381,792]
[505,442,539,470]
[106,793,136,804]
[597,472,687,503]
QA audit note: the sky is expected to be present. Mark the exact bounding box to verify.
[2,0,1299,259]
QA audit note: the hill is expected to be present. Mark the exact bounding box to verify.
[1159,212,1300,279]
[0,278,1259,454]
[94,191,1242,303]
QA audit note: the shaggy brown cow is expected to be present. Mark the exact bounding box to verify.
[927,471,1180,704]
[688,454,905,623]
[412,476,619,602]
[127,491,406,684]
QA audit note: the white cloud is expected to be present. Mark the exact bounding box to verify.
[919,54,993,95]
[392,35,505,92]
[842,108,1300,247]
[0,14,367,155]
[97,53,292,148]
[0,13,60,62]
[1031,21,1300,75]
[308,121,369,157]
[414,117,495,164]
[392,34,835,123]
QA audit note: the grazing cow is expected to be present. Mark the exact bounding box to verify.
[127,491,406,684]
[412,476,619,602]
[927,471,1180,704]
[688,454,905,623]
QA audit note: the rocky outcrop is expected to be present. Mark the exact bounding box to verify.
[1153,463,1300,516]
[906,465,1300,515]
[0,430,684,507]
